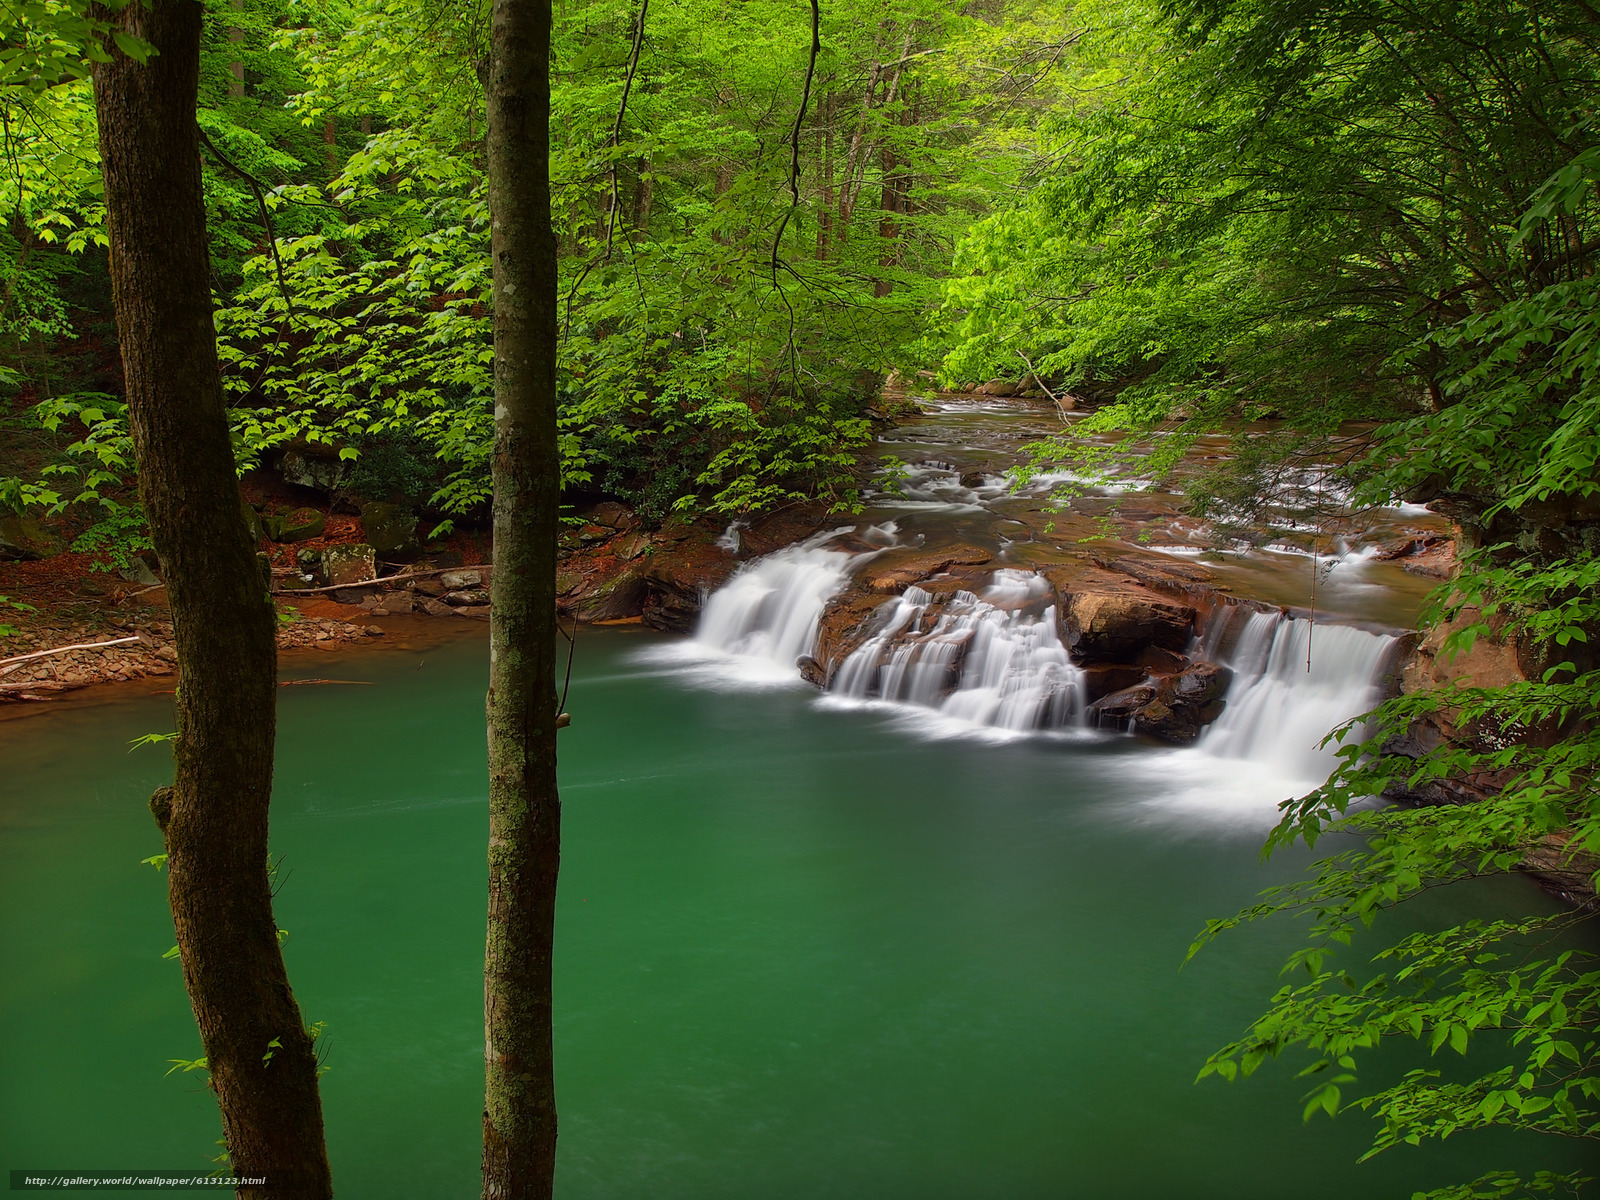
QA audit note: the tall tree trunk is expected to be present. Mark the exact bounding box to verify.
[90,4,333,1197]
[818,92,834,260]
[227,0,244,97]
[632,156,653,232]
[874,139,899,297]
[481,0,561,1194]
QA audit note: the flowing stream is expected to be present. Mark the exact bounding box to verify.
[0,399,1575,1197]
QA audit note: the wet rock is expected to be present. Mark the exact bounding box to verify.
[265,507,326,543]
[1081,664,1147,703]
[334,588,378,606]
[444,589,491,606]
[322,544,376,588]
[1088,684,1156,727]
[1171,661,1232,705]
[439,569,483,591]
[578,570,649,622]
[419,597,456,618]
[413,577,446,597]
[1136,645,1189,674]
[455,605,492,620]
[1059,585,1195,661]
[360,502,419,558]
[863,545,993,593]
[976,379,1020,396]
[1088,663,1232,743]
[813,590,898,680]
[959,470,988,489]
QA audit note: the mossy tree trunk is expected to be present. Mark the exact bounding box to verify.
[90,2,333,1196]
[480,0,561,1195]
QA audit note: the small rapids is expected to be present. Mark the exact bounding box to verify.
[663,529,1402,817]
[827,570,1086,733]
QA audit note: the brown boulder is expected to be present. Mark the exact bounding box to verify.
[1087,663,1232,743]
[862,545,993,594]
[1059,586,1195,661]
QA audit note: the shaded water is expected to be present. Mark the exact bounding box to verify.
[0,629,1578,1197]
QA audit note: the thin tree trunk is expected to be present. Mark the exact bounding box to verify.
[481,0,561,1193]
[632,156,653,232]
[228,0,244,97]
[89,4,332,1197]
[875,138,899,297]
[818,92,834,260]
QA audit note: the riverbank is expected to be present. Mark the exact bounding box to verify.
[0,395,1457,710]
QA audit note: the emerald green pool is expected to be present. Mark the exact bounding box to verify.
[0,627,1579,1196]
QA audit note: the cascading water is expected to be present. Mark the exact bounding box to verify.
[1199,610,1396,782]
[683,525,896,681]
[827,569,1085,733]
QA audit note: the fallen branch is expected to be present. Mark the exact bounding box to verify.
[0,680,76,695]
[279,678,376,687]
[273,563,492,596]
[0,635,141,671]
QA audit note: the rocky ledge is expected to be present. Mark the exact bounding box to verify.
[792,543,1292,744]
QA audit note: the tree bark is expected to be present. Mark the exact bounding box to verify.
[227,0,244,97]
[481,0,561,1194]
[89,3,332,1197]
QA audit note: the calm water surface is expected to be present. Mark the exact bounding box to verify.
[0,627,1578,1197]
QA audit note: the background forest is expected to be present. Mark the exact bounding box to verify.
[4,0,1599,1195]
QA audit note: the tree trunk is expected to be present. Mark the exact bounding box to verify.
[322,114,337,174]
[818,92,834,260]
[481,0,561,1194]
[875,139,899,297]
[228,0,244,97]
[89,4,332,1197]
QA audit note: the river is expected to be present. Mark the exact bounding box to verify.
[0,618,1581,1197]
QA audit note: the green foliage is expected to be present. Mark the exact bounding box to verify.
[164,1055,208,1077]
[942,0,1600,496]
[128,733,178,753]
[0,594,36,639]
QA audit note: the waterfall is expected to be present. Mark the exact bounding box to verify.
[679,533,1396,775]
[687,526,894,679]
[1199,611,1395,782]
[827,569,1086,733]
